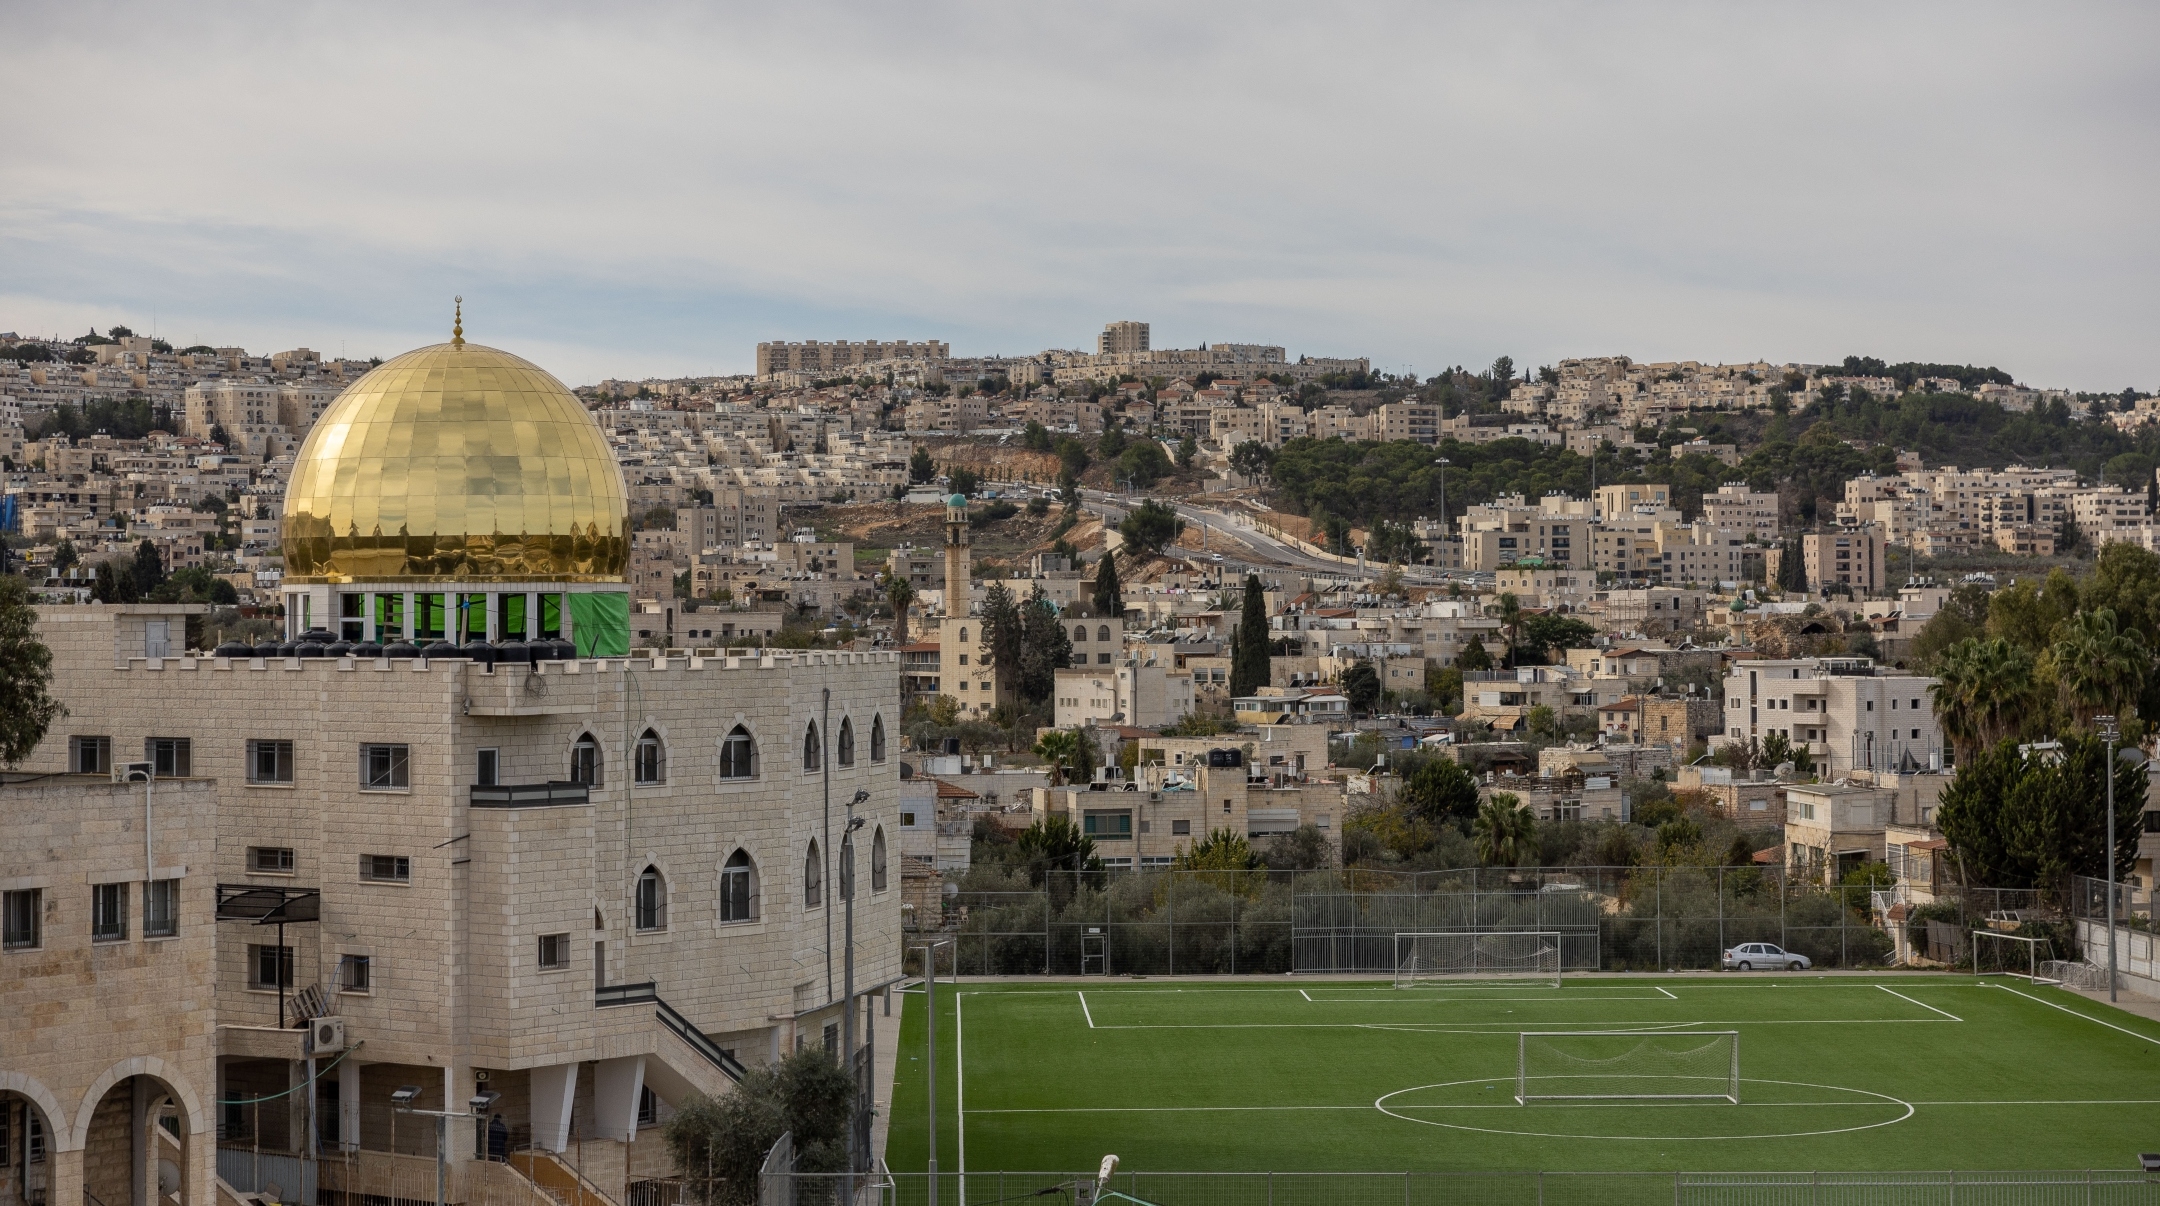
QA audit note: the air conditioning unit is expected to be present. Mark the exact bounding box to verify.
[308,1016,346,1054]
[113,761,153,784]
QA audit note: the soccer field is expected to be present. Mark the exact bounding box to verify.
[883,975,2160,1174]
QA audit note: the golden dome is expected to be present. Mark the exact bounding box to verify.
[281,340,628,583]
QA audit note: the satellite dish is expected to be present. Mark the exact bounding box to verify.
[159,1159,182,1196]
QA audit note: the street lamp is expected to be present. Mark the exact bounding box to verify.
[910,938,956,1206]
[1433,459,1450,570]
[391,1087,498,1206]
[842,788,870,1192]
[2098,715,2121,1002]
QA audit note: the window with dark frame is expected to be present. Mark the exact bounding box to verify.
[537,933,570,970]
[635,867,667,931]
[338,953,371,993]
[2,888,40,949]
[144,879,178,937]
[870,827,888,892]
[249,846,296,873]
[870,715,886,762]
[92,883,128,942]
[802,722,821,771]
[361,744,409,790]
[836,718,855,767]
[804,841,822,907]
[70,735,111,775]
[250,943,295,989]
[721,850,757,923]
[570,734,602,786]
[147,738,191,778]
[360,855,411,883]
[248,740,295,784]
[634,729,665,784]
[476,748,499,787]
[720,726,758,779]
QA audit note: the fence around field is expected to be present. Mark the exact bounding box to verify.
[917,867,2044,976]
[765,1169,2160,1206]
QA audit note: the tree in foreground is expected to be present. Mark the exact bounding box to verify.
[0,575,65,765]
[1013,814,1100,884]
[1473,792,1537,867]
[1399,757,1480,828]
[1117,500,1184,557]
[1936,731,2142,890]
[1230,573,1269,697]
[908,445,936,483]
[1340,659,1381,714]
[884,575,916,644]
[1092,551,1123,616]
[1032,728,1080,785]
[662,1045,853,1206]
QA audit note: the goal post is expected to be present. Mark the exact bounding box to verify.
[1394,931,1563,988]
[1517,1030,1740,1104]
[1973,930,2060,983]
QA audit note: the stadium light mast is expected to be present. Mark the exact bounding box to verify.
[912,938,955,1206]
[2098,714,2120,1003]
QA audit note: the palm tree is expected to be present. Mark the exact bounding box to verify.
[2052,608,2148,727]
[1931,636,2037,758]
[1032,728,1080,785]
[1472,792,1537,867]
[885,575,916,644]
[1488,592,1525,669]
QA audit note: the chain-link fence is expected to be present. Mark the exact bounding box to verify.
[765,1169,2160,1206]
[915,866,1987,976]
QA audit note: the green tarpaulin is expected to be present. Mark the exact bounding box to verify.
[570,591,630,657]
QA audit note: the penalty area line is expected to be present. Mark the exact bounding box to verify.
[1877,983,1962,1021]
[1993,983,2160,1048]
[1079,991,1094,1029]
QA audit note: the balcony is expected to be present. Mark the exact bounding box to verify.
[471,782,590,808]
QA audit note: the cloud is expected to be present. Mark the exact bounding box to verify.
[2,1,2154,388]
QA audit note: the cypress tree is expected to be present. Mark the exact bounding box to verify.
[1231,573,1270,696]
[1092,552,1123,617]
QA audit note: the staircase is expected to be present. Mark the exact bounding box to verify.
[511,1151,618,1206]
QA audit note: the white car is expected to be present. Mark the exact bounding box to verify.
[1209,553,1224,562]
[1722,942,1810,971]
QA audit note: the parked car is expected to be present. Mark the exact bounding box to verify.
[1722,942,1810,971]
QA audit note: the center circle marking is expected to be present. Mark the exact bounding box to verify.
[1372,1078,1915,1141]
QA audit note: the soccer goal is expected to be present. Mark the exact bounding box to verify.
[1517,1031,1741,1104]
[1394,931,1562,988]
[1973,930,2061,982]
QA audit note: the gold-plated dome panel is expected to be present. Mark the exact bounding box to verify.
[281,342,628,582]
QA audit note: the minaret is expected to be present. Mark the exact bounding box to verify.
[944,492,971,614]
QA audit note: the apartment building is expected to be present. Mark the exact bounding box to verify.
[1717,657,1944,777]
[755,339,949,377]
[1457,494,1589,572]
[1096,321,1150,355]
[1592,483,1673,522]
[1698,484,1781,538]
[1802,527,1886,593]
[1052,658,1196,730]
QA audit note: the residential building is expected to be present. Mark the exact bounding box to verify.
[1096,321,1150,355]
[756,339,949,377]
[1716,657,1944,777]
[1802,527,1886,593]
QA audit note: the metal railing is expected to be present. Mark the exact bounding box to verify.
[763,1170,2160,1206]
[655,993,748,1081]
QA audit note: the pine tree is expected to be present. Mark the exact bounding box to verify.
[1092,552,1122,617]
[0,575,64,766]
[1231,573,1270,696]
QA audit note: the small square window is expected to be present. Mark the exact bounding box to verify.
[476,749,499,787]
[361,744,409,790]
[70,736,111,775]
[249,846,296,874]
[92,883,128,943]
[338,954,371,993]
[144,879,179,938]
[250,944,295,989]
[537,933,570,970]
[248,740,294,784]
[360,855,411,883]
[3,889,41,950]
[147,738,192,778]
[1171,819,1191,836]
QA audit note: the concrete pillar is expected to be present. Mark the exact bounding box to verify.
[286,1063,307,1165]
[339,1062,362,1152]
[48,1147,85,1206]
[131,1076,149,1206]
[591,1057,646,1143]
[530,1064,578,1154]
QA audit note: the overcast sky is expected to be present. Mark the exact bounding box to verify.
[4,3,2155,390]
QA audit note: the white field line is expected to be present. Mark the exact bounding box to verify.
[1994,983,2160,1047]
[960,1097,2160,1116]
[1298,993,1676,1004]
[1877,984,1963,1021]
[1300,989,1314,1002]
[1078,991,1094,1029]
[1081,1018,1955,1032]
[1658,986,1678,999]
[956,990,966,1194]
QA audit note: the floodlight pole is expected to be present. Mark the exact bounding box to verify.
[2099,714,2119,1002]
[912,939,954,1206]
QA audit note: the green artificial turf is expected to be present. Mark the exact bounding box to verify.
[882,976,2160,1174]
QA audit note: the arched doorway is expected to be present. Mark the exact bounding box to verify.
[79,1073,199,1206]
[0,1081,62,1206]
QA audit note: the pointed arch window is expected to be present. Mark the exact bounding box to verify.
[721,725,758,779]
[634,729,665,784]
[571,734,602,786]
[803,721,822,772]
[804,840,822,908]
[870,715,887,763]
[837,717,856,767]
[871,826,889,892]
[721,850,758,923]
[635,866,667,931]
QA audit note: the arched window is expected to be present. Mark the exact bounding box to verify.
[635,866,667,931]
[1097,625,1111,641]
[634,728,665,784]
[1073,625,1088,642]
[870,715,887,763]
[571,734,602,786]
[721,850,758,923]
[720,725,758,779]
[871,826,888,892]
[804,840,822,908]
[802,721,822,771]
[958,627,968,643]
[837,717,855,767]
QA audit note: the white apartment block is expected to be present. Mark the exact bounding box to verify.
[1698,484,1781,537]
[1717,657,1945,777]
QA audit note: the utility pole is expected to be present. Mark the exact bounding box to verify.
[912,939,954,1206]
[2099,714,2120,1003]
[843,789,869,1189]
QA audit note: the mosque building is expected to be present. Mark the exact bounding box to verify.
[2,314,902,1206]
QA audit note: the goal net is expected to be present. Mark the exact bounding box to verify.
[1973,930,2060,982]
[1394,931,1562,988]
[1517,1031,1740,1104]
